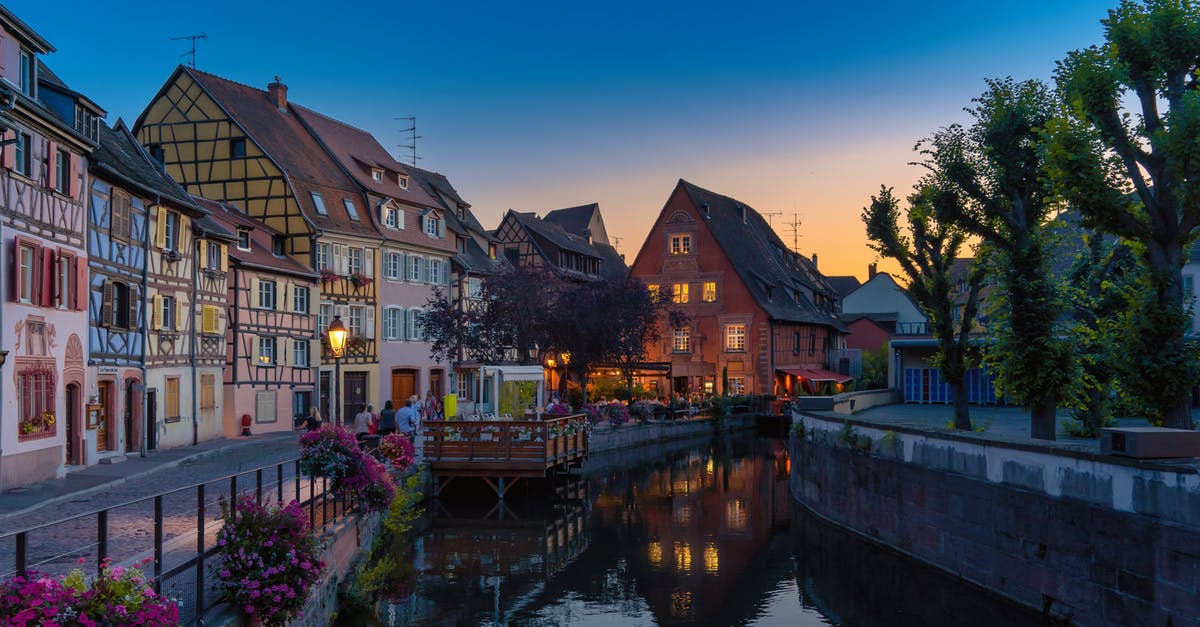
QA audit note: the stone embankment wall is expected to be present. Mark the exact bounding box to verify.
[589,414,756,454]
[790,411,1200,627]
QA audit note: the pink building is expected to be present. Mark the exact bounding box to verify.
[197,196,318,435]
[0,8,99,487]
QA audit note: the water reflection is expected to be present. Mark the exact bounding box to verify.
[355,434,1038,626]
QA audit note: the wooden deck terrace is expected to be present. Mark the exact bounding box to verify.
[424,413,589,499]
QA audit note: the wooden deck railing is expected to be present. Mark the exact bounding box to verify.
[423,413,589,474]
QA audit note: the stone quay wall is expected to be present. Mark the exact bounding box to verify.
[589,413,756,454]
[789,411,1200,627]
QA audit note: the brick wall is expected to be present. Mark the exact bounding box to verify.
[789,414,1200,627]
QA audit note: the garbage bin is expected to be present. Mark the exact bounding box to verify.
[443,393,457,420]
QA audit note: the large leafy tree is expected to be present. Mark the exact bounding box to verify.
[1048,0,1200,429]
[602,278,685,398]
[863,185,984,430]
[921,78,1073,440]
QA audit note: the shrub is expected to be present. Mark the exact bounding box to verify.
[0,559,179,625]
[216,496,325,626]
[377,434,416,472]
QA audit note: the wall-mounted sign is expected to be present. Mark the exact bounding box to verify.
[98,366,118,375]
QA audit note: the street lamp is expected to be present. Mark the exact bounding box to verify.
[327,315,348,424]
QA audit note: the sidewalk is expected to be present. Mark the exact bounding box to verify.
[0,431,300,524]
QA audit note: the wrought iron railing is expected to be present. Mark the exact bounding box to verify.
[0,458,355,625]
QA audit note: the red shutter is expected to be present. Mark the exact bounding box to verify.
[69,154,81,199]
[1,130,11,170]
[40,246,53,307]
[10,240,19,302]
[45,140,55,188]
[74,256,87,311]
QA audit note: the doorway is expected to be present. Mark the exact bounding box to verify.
[343,372,368,425]
[124,382,136,453]
[96,381,110,452]
[392,369,416,408]
[145,389,157,451]
[66,384,80,465]
[430,369,444,398]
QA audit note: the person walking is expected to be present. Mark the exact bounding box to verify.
[353,404,373,442]
[396,399,419,441]
[378,400,397,436]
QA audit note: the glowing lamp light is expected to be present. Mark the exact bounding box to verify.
[546,357,556,369]
[327,315,348,358]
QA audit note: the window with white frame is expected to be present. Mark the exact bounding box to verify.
[318,303,332,334]
[293,285,309,314]
[259,280,276,309]
[161,296,176,331]
[409,255,423,282]
[423,215,440,237]
[467,277,482,299]
[14,132,31,177]
[258,336,276,366]
[237,228,251,251]
[728,376,746,396]
[293,339,309,367]
[372,169,383,182]
[670,234,692,255]
[316,243,330,271]
[725,323,746,351]
[428,258,442,285]
[384,307,403,340]
[672,283,689,304]
[385,252,403,280]
[673,327,690,352]
[348,305,363,337]
[407,309,423,340]
[348,247,363,275]
[384,204,402,229]
[398,174,409,189]
[55,149,69,194]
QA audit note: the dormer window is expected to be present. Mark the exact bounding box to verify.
[311,192,327,216]
[272,234,285,256]
[237,228,251,251]
[372,169,383,182]
[423,213,443,237]
[18,49,33,97]
[149,144,165,166]
[383,203,403,230]
[398,175,409,190]
[344,199,360,221]
[230,138,246,159]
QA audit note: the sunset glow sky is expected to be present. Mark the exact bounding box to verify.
[14,1,1112,279]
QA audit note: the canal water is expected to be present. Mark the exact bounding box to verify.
[340,430,1044,626]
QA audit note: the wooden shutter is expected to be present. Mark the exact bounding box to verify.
[40,246,53,306]
[250,277,260,309]
[45,140,56,188]
[365,249,374,278]
[282,281,291,312]
[0,129,11,170]
[69,154,81,199]
[74,256,87,311]
[219,243,228,272]
[443,259,451,286]
[202,305,218,334]
[252,335,261,364]
[437,218,445,238]
[364,305,375,339]
[151,294,163,330]
[10,242,18,302]
[197,239,207,269]
[154,206,166,249]
[176,299,187,332]
[128,285,138,330]
[101,280,114,326]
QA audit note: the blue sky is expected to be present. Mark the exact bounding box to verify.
[13,0,1112,278]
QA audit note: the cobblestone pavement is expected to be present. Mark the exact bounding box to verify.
[0,432,321,578]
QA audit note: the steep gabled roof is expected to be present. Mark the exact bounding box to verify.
[825,275,862,299]
[90,120,200,213]
[677,179,845,330]
[192,195,317,279]
[178,68,379,240]
[509,211,597,257]
[543,203,610,245]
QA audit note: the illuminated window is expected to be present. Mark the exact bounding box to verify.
[673,541,692,572]
[670,234,691,255]
[647,283,660,298]
[704,543,719,574]
[702,281,717,302]
[672,283,689,304]
[728,376,745,396]
[258,336,276,365]
[673,327,690,352]
[725,324,745,351]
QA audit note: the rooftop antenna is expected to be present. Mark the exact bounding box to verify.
[611,236,623,252]
[785,212,803,251]
[396,116,420,167]
[761,211,782,226]
[171,33,207,68]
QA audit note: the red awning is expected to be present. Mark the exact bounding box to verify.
[776,367,852,383]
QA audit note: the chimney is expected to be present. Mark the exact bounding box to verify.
[584,228,593,245]
[702,202,711,217]
[811,252,818,267]
[740,205,748,223]
[267,76,288,110]
[868,263,877,279]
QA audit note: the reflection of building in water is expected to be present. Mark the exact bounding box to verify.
[592,440,792,623]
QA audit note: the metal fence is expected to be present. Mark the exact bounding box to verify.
[0,458,357,625]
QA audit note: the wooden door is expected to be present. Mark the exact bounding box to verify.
[96,381,110,452]
[429,370,443,398]
[343,372,368,425]
[391,369,416,408]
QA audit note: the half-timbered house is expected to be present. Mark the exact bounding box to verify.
[134,70,381,424]
[0,10,98,487]
[493,207,627,281]
[292,106,455,407]
[196,196,317,434]
[628,180,847,397]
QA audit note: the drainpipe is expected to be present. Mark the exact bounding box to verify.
[190,226,199,446]
[140,195,155,456]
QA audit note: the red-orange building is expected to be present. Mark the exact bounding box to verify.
[628,180,847,397]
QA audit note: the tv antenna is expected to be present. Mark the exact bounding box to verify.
[171,33,207,68]
[397,116,420,166]
[611,236,623,252]
[761,211,782,226]
[785,213,803,251]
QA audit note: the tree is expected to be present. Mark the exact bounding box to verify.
[1049,0,1200,429]
[863,185,983,430]
[601,278,681,398]
[920,78,1073,440]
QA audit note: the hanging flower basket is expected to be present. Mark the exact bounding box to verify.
[319,268,340,283]
[349,273,373,288]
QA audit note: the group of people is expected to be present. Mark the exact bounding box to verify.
[298,391,444,443]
